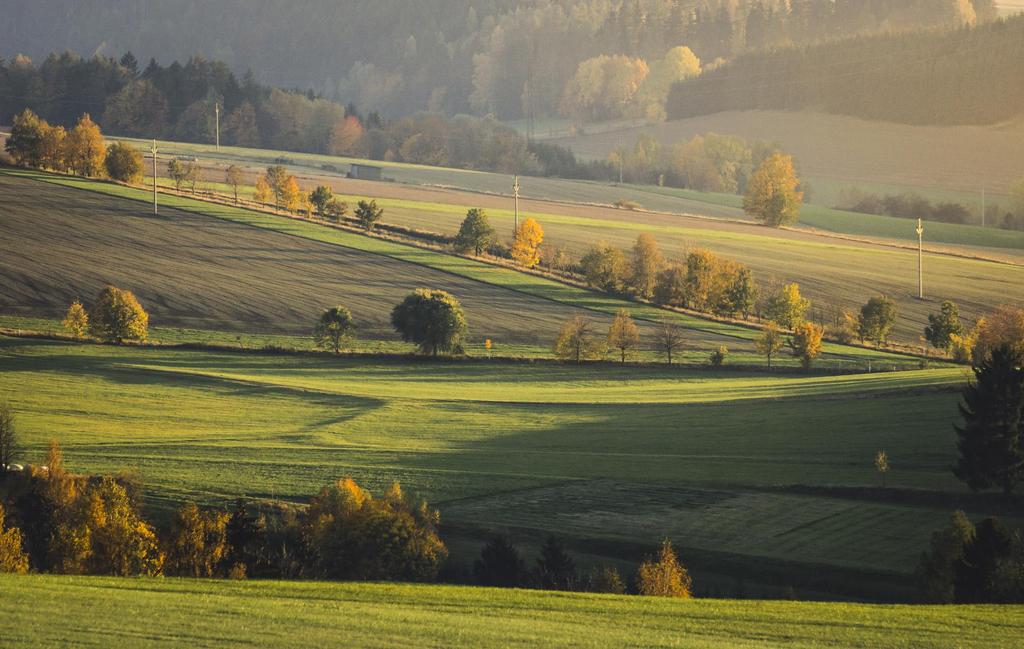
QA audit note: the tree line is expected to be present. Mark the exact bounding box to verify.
[666,12,1024,126]
[0,418,694,597]
[1,1,991,121]
[837,186,1024,232]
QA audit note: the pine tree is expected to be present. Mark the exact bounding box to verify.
[953,346,1024,496]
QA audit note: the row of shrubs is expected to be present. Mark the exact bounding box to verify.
[0,438,693,597]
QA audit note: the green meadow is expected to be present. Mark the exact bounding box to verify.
[2,575,1022,649]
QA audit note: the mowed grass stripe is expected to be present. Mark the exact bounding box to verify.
[2,575,1021,649]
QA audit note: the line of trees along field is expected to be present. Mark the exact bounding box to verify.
[667,12,1024,126]
[0,1,997,121]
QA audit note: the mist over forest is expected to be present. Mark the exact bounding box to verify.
[0,0,1004,119]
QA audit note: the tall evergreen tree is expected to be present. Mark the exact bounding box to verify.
[953,346,1024,496]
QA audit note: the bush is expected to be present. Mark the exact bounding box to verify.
[710,346,728,367]
[637,539,692,598]
[391,289,467,356]
[165,502,230,577]
[303,479,446,581]
[88,286,148,342]
[0,504,29,574]
[103,142,144,183]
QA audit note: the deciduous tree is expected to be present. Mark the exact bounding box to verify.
[313,306,356,353]
[165,502,230,577]
[225,165,244,204]
[756,322,784,368]
[65,114,106,177]
[0,504,29,574]
[972,305,1024,366]
[5,108,46,166]
[580,242,628,292]
[391,289,466,355]
[88,286,148,343]
[656,323,685,365]
[453,209,496,255]
[104,142,144,183]
[743,152,802,226]
[857,295,898,346]
[790,322,824,369]
[925,300,965,351]
[629,233,664,299]
[62,300,89,339]
[765,283,809,330]
[511,218,544,268]
[554,314,605,364]
[607,308,640,363]
[637,539,692,598]
[355,199,384,230]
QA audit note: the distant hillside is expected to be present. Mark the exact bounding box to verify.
[666,14,1024,126]
[550,110,1024,195]
[0,0,996,119]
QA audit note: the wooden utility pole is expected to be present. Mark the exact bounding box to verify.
[215,103,221,152]
[916,218,924,299]
[512,175,521,236]
[981,186,986,228]
[150,139,158,214]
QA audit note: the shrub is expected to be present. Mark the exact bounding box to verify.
[165,502,230,577]
[103,142,144,183]
[391,289,467,356]
[0,504,29,574]
[88,286,148,342]
[303,479,447,581]
[710,346,728,367]
[637,539,692,597]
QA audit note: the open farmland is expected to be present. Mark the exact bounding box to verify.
[2,575,1022,649]
[2,336,1012,597]
[130,161,1022,345]
[0,168,920,366]
[104,132,1024,255]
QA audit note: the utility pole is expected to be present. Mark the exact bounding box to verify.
[150,139,158,214]
[916,218,924,299]
[512,175,521,236]
[215,102,221,152]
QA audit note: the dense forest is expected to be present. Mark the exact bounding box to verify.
[0,0,997,120]
[666,12,1024,125]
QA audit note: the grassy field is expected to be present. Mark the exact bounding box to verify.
[1,335,1008,597]
[2,575,1022,649]
[108,133,1024,255]
[1,167,923,366]
[137,167,1024,344]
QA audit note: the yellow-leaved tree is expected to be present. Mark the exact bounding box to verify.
[511,218,543,268]
[62,300,90,339]
[637,539,692,598]
[743,152,803,227]
[254,175,273,205]
[64,114,106,177]
[790,322,824,369]
[89,286,148,343]
[0,503,30,574]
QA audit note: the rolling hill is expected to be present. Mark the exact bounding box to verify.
[2,576,1022,648]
